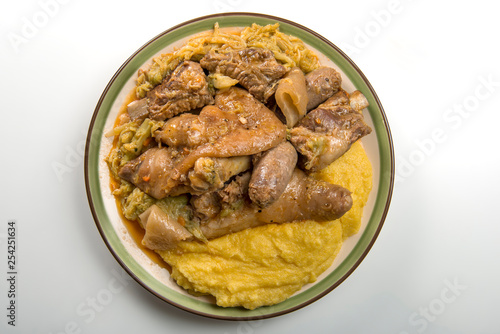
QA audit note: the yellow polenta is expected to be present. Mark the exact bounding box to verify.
[157,141,372,309]
[312,141,373,239]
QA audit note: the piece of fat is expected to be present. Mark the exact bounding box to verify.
[139,205,193,250]
[349,90,369,112]
[127,98,149,121]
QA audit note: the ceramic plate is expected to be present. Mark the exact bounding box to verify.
[85,12,394,320]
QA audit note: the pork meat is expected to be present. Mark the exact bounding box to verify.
[290,91,372,171]
[147,60,214,121]
[200,48,288,102]
[200,168,353,239]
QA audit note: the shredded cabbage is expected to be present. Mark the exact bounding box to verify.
[122,187,156,221]
[241,23,320,73]
[136,23,246,98]
[136,22,320,98]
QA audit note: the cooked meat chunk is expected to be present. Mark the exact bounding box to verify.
[274,67,308,127]
[118,147,250,198]
[139,205,193,250]
[155,107,241,149]
[317,88,367,112]
[127,98,149,121]
[191,171,251,221]
[200,48,288,102]
[317,90,349,109]
[349,90,369,111]
[199,168,352,240]
[257,168,352,223]
[118,147,182,199]
[147,60,214,121]
[217,171,251,206]
[200,207,263,241]
[290,96,372,171]
[200,207,262,240]
[166,87,287,184]
[305,67,342,110]
[191,192,221,220]
[249,142,298,207]
[188,156,251,192]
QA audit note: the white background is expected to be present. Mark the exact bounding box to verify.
[1,0,499,333]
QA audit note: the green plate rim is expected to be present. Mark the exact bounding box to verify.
[84,12,394,321]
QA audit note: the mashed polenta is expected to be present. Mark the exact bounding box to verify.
[157,141,372,309]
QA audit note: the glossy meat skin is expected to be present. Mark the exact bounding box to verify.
[118,147,181,199]
[305,67,342,111]
[147,60,214,121]
[200,168,352,239]
[257,169,352,223]
[274,67,308,127]
[200,48,288,102]
[290,94,372,171]
[155,108,240,148]
[249,141,298,208]
[200,206,263,240]
[168,87,287,182]
[140,205,193,250]
[118,147,250,199]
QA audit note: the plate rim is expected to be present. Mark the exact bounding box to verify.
[84,11,395,321]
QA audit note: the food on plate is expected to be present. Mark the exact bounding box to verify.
[305,66,342,111]
[105,22,373,309]
[275,67,308,127]
[147,60,214,121]
[248,141,298,207]
[289,90,372,171]
[200,48,287,103]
